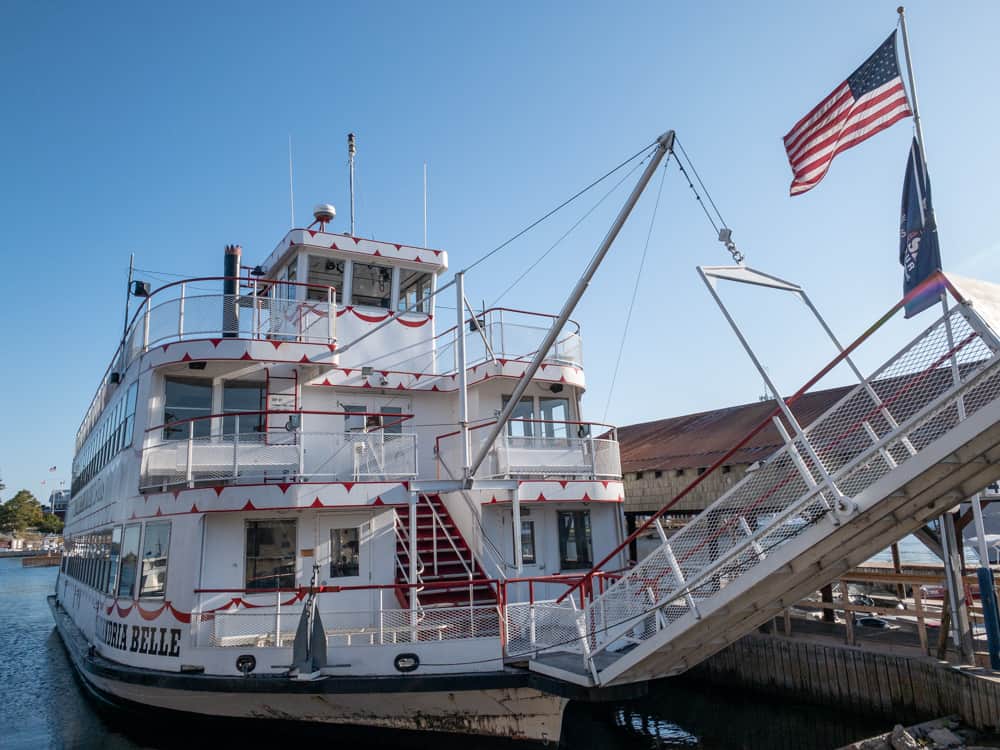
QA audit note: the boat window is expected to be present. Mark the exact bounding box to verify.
[122,382,138,448]
[245,519,297,590]
[352,263,393,309]
[398,270,432,313]
[519,519,536,565]
[381,406,404,435]
[117,524,142,599]
[343,404,366,433]
[139,521,171,598]
[539,397,570,438]
[163,377,212,440]
[223,381,265,437]
[106,526,122,595]
[330,527,360,578]
[557,511,592,570]
[502,396,535,437]
[282,261,297,300]
[306,255,344,304]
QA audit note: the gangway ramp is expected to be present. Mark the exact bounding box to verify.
[524,272,1000,688]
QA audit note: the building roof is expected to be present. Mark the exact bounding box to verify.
[617,385,855,474]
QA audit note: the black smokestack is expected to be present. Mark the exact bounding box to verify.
[223,244,241,337]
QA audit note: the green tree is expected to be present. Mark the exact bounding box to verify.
[0,490,45,534]
[37,513,64,534]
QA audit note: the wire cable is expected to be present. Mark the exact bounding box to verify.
[488,154,651,307]
[674,136,728,232]
[461,140,659,274]
[601,155,671,422]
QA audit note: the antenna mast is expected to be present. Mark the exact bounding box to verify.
[348,133,357,235]
[423,162,428,247]
[288,135,295,228]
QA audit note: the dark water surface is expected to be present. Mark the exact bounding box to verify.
[1,557,888,749]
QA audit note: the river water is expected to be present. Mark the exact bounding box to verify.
[1,556,888,749]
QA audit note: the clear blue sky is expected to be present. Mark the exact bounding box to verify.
[1,1,997,502]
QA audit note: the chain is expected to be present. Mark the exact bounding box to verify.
[672,145,746,265]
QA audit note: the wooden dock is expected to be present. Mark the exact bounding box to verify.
[21,552,61,568]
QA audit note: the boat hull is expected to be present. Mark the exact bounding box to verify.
[50,596,567,744]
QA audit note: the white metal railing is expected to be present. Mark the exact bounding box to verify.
[577,299,1000,674]
[359,308,583,376]
[190,588,501,649]
[118,278,337,374]
[140,424,417,490]
[437,422,621,481]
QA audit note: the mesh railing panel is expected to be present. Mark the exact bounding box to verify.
[199,602,500,648]
[505,601,585,657]
[581,302,1000,669]
[140,431,417,489]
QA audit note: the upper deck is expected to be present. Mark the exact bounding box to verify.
[71,226,603,511]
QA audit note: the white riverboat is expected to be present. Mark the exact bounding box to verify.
[54,129,1000,743]
[52,190,636,743]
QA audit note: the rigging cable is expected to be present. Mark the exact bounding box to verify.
[461,140,659,274]
[602,154,671,423]
[672,136,744,265]
[488,153,652,307]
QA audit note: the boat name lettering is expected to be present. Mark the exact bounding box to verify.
[98,617,181,658]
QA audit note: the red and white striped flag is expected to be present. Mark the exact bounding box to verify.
[784,32,912,196]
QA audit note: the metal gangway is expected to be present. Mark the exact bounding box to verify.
[525,270,1000,688]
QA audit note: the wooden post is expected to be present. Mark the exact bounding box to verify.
[821,584,835,623]
[626,513,638,566]
[936,596,952,661]
[840,581,855,646]
[913,584,929,655]
[891,542,906,599]
[783,608,792,636]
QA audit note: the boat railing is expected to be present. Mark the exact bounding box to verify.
[76,276,338,453]
[140,409,417,490]
[435,419,621,481]
[358,307,584,376]
[122,276,337,363]
[188,572,622,655]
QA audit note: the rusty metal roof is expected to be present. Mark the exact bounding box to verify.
[617,385,855,474]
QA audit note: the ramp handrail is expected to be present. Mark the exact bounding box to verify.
[556,272,965,605]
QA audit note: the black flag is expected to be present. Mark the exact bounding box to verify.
[899,137,942,318]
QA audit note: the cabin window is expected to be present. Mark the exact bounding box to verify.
[538,397,570,438]
[380,406,404,435]
[245,519,297,590]
[398,270,432,313]
[352,263,393,309]
[330,528,360,578]
[223,381,265,437]
[163,377,212,440]
[557,511,592,570]
[502,396,536,437]
[343,404,367,433]
[519,520,536,565]
[106,526,122,595]
[306,254,344,304]
[139,521,171,598]
[282,261,297,299]
[503,395,573,438]
[117,523,142,599]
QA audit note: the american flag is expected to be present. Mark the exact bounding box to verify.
[784,32,912,196]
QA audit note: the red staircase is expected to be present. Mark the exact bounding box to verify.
[395,494,496,608]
